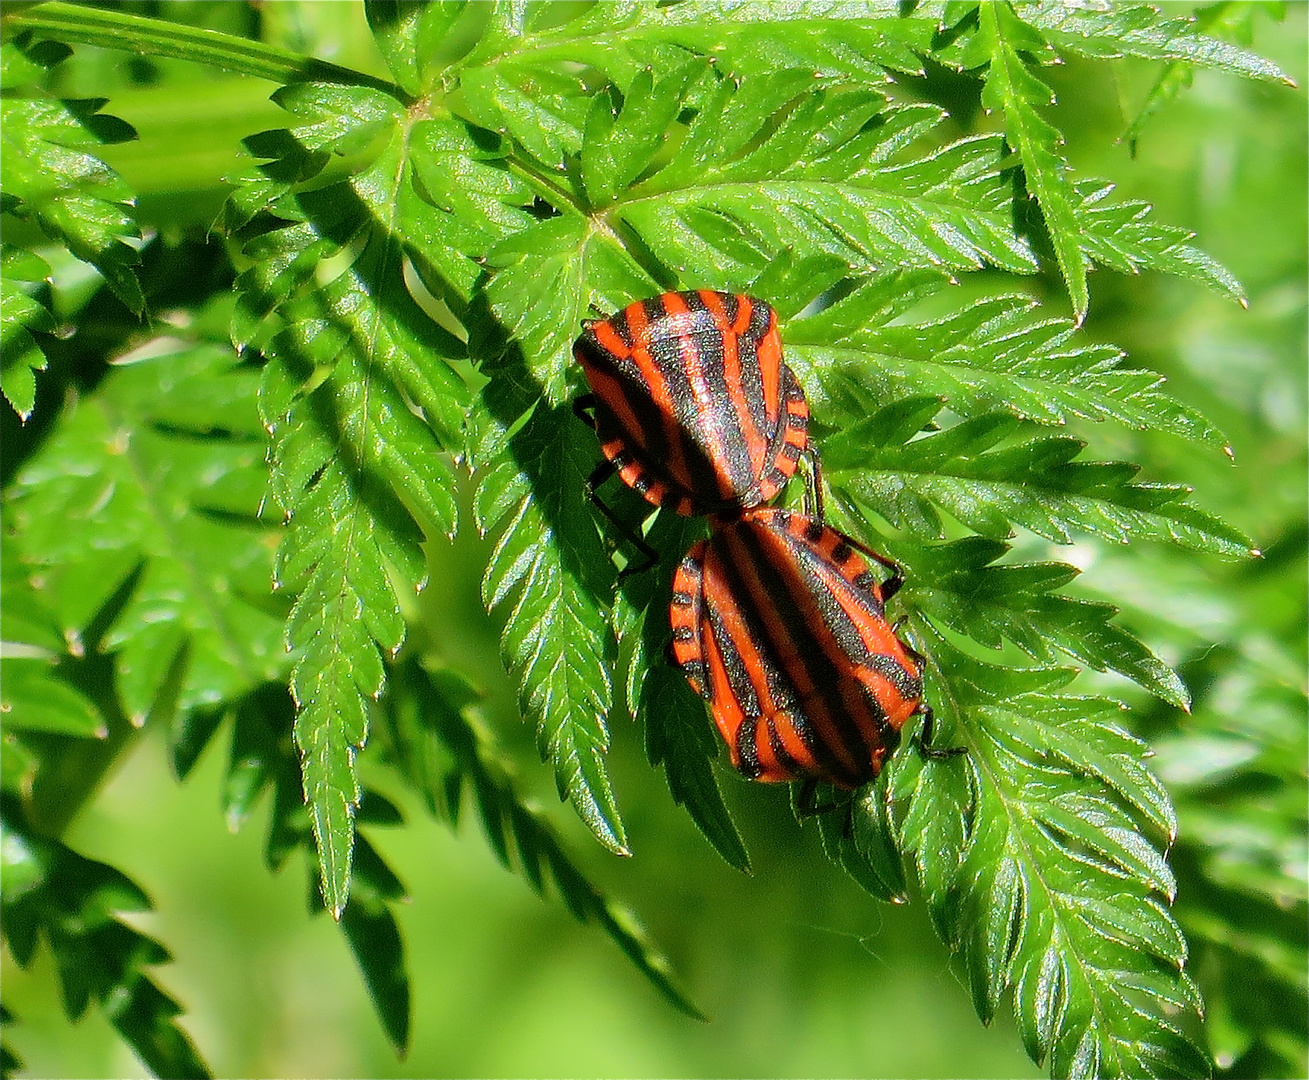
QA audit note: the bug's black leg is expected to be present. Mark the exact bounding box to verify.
[584,459,660,579]
[878,560,904,603]
[912,705,968,762]
[894,623,925,667]
[844,532,904,600]
[573,392,598,429]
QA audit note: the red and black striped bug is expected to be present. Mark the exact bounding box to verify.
[669,506,961,789]
[573,292,813,559]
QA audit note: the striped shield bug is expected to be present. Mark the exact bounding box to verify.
[573,291,813,535]
[669,507,962,789]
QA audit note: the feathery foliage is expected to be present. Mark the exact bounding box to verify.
[0,795,209,1079]
[1,2,1301,1077]
[1,34,142,419]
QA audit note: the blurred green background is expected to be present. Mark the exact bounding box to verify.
[2,4,1304,1077]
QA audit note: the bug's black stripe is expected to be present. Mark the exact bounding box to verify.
[576,338,679,478]
[679,658,708,688]
[705,601,764,718]
[727,294,778,455]
[866,652,922,701]
[658,294,742,502]
[702,293,772,498]
[764,712,813,783]
[743,520,895,767]
[714,524,868,780]
[771,517,907,748]
[734,715,765,779]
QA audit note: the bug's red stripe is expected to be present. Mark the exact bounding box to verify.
[730,520,882,781]
[670,547,708,697]
[699,291,769,486]
[758,371,809,502]
[673,508,924,787]
[623,301,695,492]
[709,525,865,782]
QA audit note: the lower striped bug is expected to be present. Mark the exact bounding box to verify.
[669,506,964,790]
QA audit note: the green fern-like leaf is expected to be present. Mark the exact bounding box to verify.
[459,2,940,87]
[825,406,1253,557]
[0,796,211,1079]
[335,827,411,1055]
[181,681,415,1052]
[1072,179,1246,304]
[880,634,1208,1080]
[1025,0,1294,82]
[936,2,1258,320]
[900,534,1190,709]
[483,217,655,405]
[0,3,1297,1076]
[615,80,1038,288]
[5,342,286,725]
[0,553,109,799]
[787,277,1230,450]
[0,247,55,421]
[0,657,105,740]
[471,395,629,854]
[1115,2,1292,150]
[229,82,477,914]
[1,1002,20,1079]
[973,1,1089,321]
[0,36,143,324]
[1094,536,1308,1076]
[379,659,703,1018]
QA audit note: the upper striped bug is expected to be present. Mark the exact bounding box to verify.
[573,291,813,569]
[669,506,963,790]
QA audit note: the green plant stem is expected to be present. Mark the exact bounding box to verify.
[3,1,403,96]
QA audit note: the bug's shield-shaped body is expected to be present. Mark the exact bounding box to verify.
[670,508,924,789]
[573,290,809,518]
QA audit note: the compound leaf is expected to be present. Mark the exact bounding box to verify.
[975,1,1088,322]
[379,660,702,1018]
[880,631,1208,1079]
[472,396,628,855]
[229,81,477,915]
[826,406,1253,559]
[789,281,1230,451]
[6,343,286,725]
[0,37,143,316]
[0,797,211,1079]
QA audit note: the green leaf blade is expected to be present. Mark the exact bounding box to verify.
[891,631,1209,1079]
[978,1,1088,322]
[474,398,628,855]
